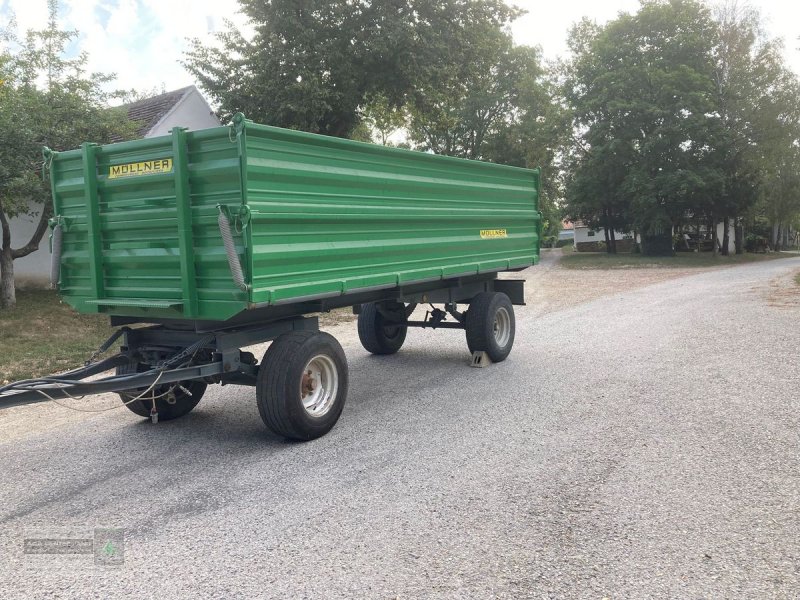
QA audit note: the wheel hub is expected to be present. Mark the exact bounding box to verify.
[300,354,339,417]
[493,306,511,347]
[301,370,316,396]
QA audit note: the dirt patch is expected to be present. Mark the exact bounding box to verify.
[317,307,357,327]
[515,250,715,318]
[765,268,800,310]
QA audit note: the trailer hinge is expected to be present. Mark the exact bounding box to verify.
[218,204,251,233]
[231,112,249,137]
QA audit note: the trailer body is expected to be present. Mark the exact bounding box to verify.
[47,114,541,323]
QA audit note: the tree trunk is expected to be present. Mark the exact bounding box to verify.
[734,219,743,255]
[722,215,731,256]
[696,220,702,253]
[712,214,719,257]
[0,200,52,309]
[602,209,616,254]
[722,215,730,256]
[0,209,15,308]
[772,222,781,251]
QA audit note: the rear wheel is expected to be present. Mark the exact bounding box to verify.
[256,331,349,441]
[357,302,407,355]
[465,292,515,363]
[116,362,206,420]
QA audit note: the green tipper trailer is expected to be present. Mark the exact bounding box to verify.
[1,115,541,440]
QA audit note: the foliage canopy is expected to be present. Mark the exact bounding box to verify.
[0,0,135,307]
[563,0,800,254]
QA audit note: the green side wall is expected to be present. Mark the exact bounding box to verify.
[49,118,540,322]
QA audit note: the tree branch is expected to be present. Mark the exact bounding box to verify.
[9,201,53,259]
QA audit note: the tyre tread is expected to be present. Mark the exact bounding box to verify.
[257,331,348,440]
[357,303,406,355]
[116,362,205,420]
[465,291,515,362]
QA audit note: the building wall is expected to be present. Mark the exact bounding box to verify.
[9,206,50,288]
[574,226,632,245]
[147,91,220,137]
[573,226,634,252]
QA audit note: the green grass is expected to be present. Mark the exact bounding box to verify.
[0,290,111,382]
[560,249,794,270]
[794,272,800,287]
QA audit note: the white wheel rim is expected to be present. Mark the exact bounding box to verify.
[300,354,339,417]
[493,306,511,347]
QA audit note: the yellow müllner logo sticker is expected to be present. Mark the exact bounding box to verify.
[480,229,508,239]
[108,159,173,179]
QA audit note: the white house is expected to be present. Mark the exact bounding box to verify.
[572,220,634,252]
[572,219,739,253]
[122,85,220,139]
[12,86,220,288]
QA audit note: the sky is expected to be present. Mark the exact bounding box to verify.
[1,0,799,98]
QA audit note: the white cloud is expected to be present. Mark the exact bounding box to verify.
[2,0,246,96]
[1,0,49,32]
[510,0,800,74]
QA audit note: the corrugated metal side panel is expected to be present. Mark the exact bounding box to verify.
[51,148,93,307]
[184,128,249,318]
[243,123,540,305]
[50,127,248,321]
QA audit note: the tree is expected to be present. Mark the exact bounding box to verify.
[184,0,524,140]
[481,65,570,246]
[710,1,800,254]
[563,1,800,256]
[402,3,539,160]
[564,1,726,255]
[185,0,425,137]
[362,93,407,145]
[0,0,135,308]
[407,43,542,159]
[399,4,559,238]
[759,143,800,250]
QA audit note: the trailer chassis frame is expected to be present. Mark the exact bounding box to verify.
[0,274,525,411]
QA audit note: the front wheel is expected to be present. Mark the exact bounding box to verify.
[465,292,515,363]
[256,331,349,441]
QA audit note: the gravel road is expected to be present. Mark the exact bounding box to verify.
[1,254,798,599]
